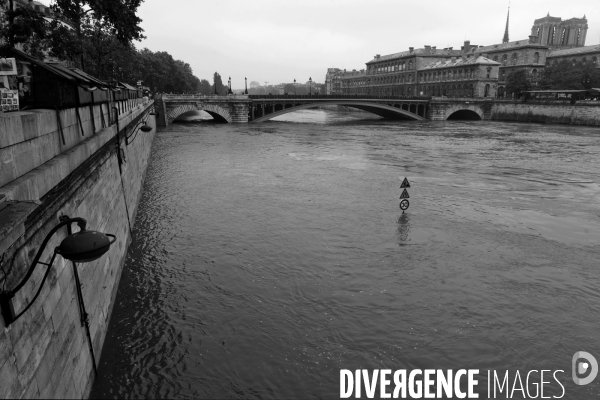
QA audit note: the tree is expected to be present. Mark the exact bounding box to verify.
[50,0,146,70]
[212,72,226,95]
[198,79,211,95]
[505,70,531,98]
[538,59,600,90]
[283,83,295,94]
[0,0,48,58]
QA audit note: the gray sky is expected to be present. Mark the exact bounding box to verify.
[136,0,599,88]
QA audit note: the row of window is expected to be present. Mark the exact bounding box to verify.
[341,83,493,97]
[549,56,598,65]
[342,67,495,86]
[491,52,540,66]
[368,60,415,74]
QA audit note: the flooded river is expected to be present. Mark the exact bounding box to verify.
[91,110,600,399]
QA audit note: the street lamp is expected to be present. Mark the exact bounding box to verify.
[245,77,248,95]
[0,217,116,327]
[0,216,116,374]
[309,77,312,96]
[294,78,296,96]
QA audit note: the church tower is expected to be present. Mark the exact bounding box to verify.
[502,5,510,43]
[531,14,588,48]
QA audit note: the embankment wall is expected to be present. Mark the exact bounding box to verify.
[0,98,155,398]
[490,100,600,126]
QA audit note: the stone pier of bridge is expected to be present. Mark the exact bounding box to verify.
[155,94,251,125]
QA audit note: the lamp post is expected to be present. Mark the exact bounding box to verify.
[294,78,296,96]
[214,79,218,95]
[228,76,232,94]
[309,77,312,96]
[245,77,248,95]
[0,216,116,374]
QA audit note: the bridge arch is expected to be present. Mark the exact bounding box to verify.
[167,103,233,124]
[444,104,484,120]
[251,101,426,123]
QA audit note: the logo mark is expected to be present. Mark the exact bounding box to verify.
[572,351,598,385]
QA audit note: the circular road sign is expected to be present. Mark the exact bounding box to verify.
[399,199,409,211]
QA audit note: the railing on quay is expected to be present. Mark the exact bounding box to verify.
[248,94,432,100]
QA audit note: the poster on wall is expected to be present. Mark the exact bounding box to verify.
[0,58,17,76]
[1,89,19,111]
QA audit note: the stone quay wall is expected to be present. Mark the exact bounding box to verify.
[0,98,156,398]
[490,100,600,126]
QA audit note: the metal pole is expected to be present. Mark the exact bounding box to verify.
[63,217,98,376]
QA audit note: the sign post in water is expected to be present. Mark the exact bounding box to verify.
[399,177,410,213]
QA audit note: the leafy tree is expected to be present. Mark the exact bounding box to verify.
[505,70,531,98]
[283,83,295,94]
[49,0,146,70]
[212,72,227,95]
[0,0,48,58]
[538,59,600,90]
[198,79,211,95]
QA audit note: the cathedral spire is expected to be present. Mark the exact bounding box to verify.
[502,3,510,43]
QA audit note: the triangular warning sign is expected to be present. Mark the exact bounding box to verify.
[399,189,410,199]
[400,177,410,188]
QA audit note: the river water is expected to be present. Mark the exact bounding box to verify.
[91,110,600,399]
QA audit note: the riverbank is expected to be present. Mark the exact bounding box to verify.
[0,99,156,398]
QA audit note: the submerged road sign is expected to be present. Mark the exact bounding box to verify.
[399,189,410,199]
[400,177,410,188]
[399,199,409,210]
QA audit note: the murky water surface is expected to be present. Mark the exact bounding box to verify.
[91,110,600,399]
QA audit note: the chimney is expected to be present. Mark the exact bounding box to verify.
[448,47,453,51]
[409,47,414,53]
[432,46,436,53]
[463,40,471,53]
[375,54,380,59]
[529,35,538,44]
[424,45,431,54]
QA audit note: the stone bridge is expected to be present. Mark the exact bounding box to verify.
[155,94,495,125]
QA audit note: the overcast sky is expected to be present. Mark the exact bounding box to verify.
[136,0,599,88]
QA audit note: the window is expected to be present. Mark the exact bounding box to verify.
[582,57,587,64]
[493,55,498,62]
[502,54,508,66]
[549,26,556,45]
[486,67,491,78]
[532,69,538,81]
[408,60,413,70]
[593,56,598,65]
[511,53,518,66]
[533,52,539,64]
[453,70,457,80]
[561,28,567,46]
[484,84,490,97]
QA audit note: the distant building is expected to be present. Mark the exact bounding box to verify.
[324,12,595,98]
[325,68,341,94]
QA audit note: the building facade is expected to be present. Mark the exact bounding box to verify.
[326,13,594,99]
[417,55,500,98]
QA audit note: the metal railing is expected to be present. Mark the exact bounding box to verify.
[248,94,431,100]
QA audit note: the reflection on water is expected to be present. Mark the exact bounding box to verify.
[396,213,410,244]
[91,110,600,399]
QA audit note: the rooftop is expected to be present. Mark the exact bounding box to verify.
[475,39,547,53]
[548,44,600,57]
[366,47,462,63]
[420,55,500,70]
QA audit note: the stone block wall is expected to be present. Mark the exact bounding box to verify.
[491,101,600,125]
[0,99,156,398]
